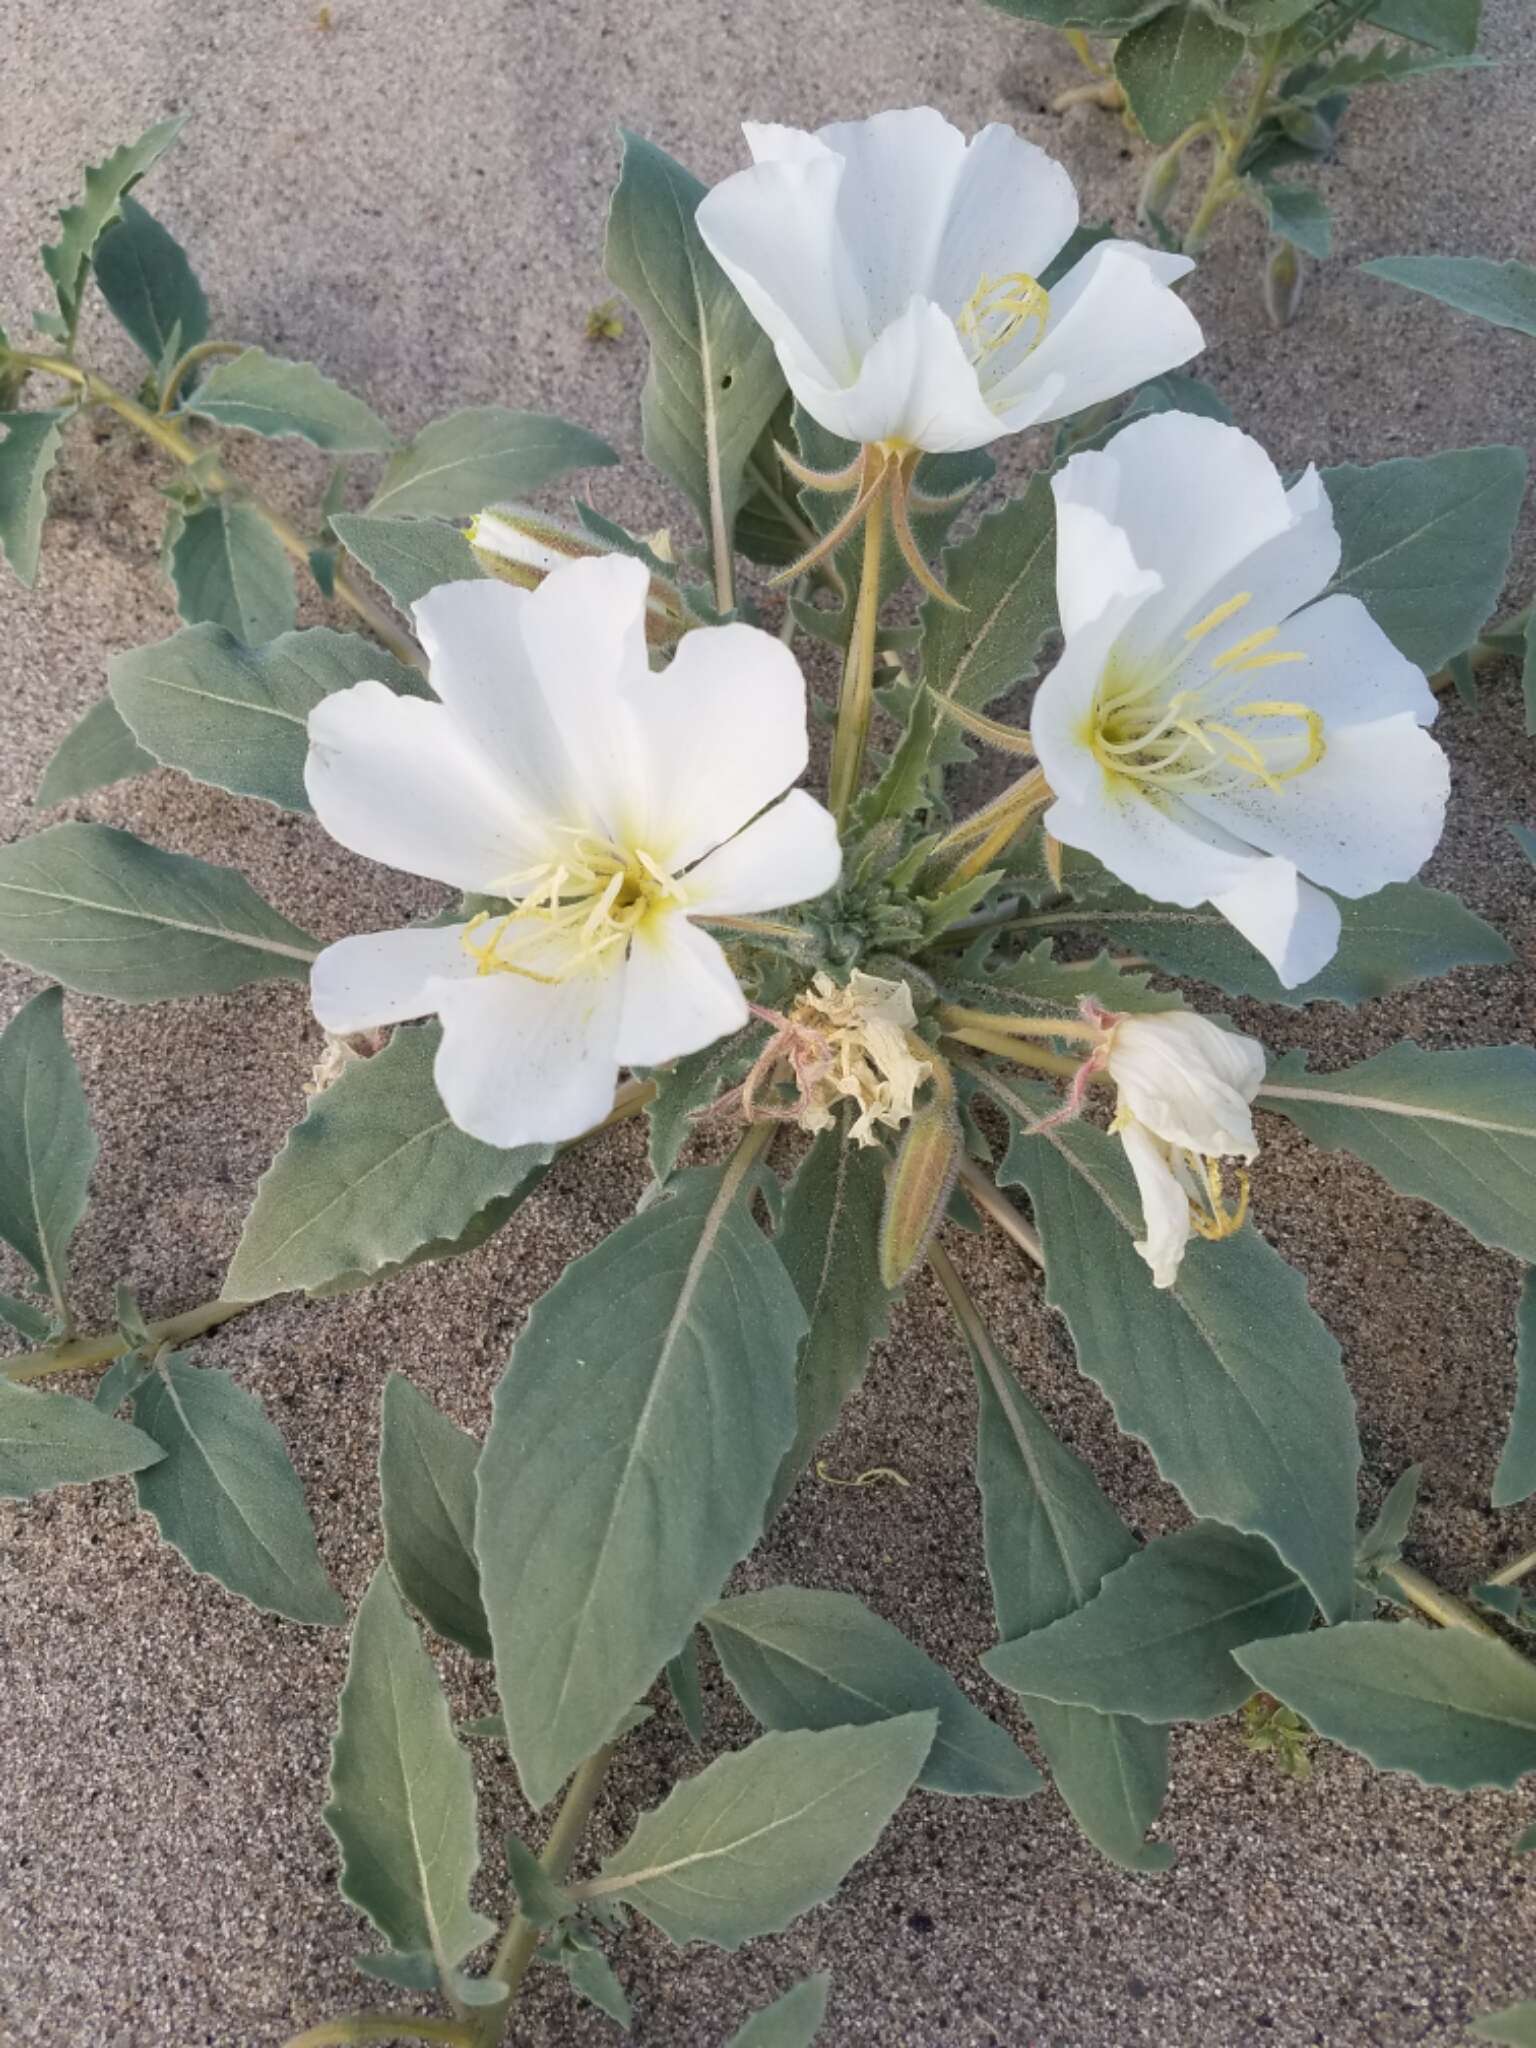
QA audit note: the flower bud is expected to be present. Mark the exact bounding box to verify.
[467,506,689,642]
[878,1087,962,1289]
[1264,241,1305,330]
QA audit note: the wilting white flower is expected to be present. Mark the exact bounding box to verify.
[1032,414,1449,987]
[785,969,933,1144]
[1101,1008,1266,1288]
[695,106,1203,456]
[304,556,841,1150]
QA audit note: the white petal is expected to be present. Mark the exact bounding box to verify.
[1042,779,1263,908]
[1267,591,1439,727]
[814,108,970,330]
[305,681,547,891]
[928,123,1080,314]
[1049,454,1166,639]
[309,922,475,1033]
[1108,1012,1262,1159]
[616,915,748,1068]
[428,961,624,1149]
[1119,1120,1193,1289]
[989,243,1202,430]
[414,558,652,844]
[1188,712,1448,901]
[630,622,810,867]
[809,295,1004,453]
[743,122,836,168]
[685,790,842,915]
[1207,861,1342,988]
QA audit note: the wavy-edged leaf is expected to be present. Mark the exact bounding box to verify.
[990,1071,1359,1620]
[110,622,425,813]
[325,1567,495,1968]
[226,1022,551,1300]
[132,1355,343,1624]
[42,116,186,339]
[986,1522,1314,1722]
[368,408,615,520]
[183,346,392,452]
[1494,1277,1536,1510]
[706,1586,1040,1799]
[478,1162,806,1806]
[1258,1045,1536,1263]
[0,987,97,1318]
[168,498,297,643]
[593,1715,934,1948]
[644,1022,768,1183]
[0,1380,162,1499]
[938,937,1184,1023]
[728,1975,833,2047]
[1365,255,1536,337]
[36,696,155,806]
[0,822,317,999]
[1366,0,1480,54]
[0,410,67,587]
[1237,1621,1536,1790]
[1256,181,1332,258]
[379,1373,489,1658]
[330,513,484,611]
[1115,5,1245,144]
[93,195,208,366]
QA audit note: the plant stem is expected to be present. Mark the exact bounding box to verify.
[6,349,422,670]
[1181,37,1283,256]
[827,477,887,827]
[940,1007,1100,1045]
[943,1029,1082,1078]
[956,1159,1044,1269]
[284,2019,476,2048]
[156,337,247,413]
[1488,1548,1536,1589]
[474,1741,619,2042]
[1387,1563,1501,1639]
[3,1296,253,1384]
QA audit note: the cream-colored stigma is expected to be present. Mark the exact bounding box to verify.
[461,832,685,985]
[1089,591,1324,798]
[956,270,1051,367]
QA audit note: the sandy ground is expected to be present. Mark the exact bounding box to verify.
[2,2,1535,2043]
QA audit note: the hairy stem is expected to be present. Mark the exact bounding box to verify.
[1487,1548,1536,1590]
[1387,1563,1501,1639]
[827,475,887,826]
[956,1159,1044,1269]
[1182,37,1283,256]
[285,2019,476,2048]
[943,1029,1083,1078]
[156,337,247,413]
[7,350,422,670]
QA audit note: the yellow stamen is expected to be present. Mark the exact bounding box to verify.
[1184,591,1252,641]
[461,834,684,984]
[956,271,1051,364]
[1229,649,1309,674]
[1210,625,1279,670]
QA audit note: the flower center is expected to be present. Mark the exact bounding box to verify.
[1089,592,1325,797]
[460,832,685,984]
[955,271,1050,369]
[1110,1108,1252,1243]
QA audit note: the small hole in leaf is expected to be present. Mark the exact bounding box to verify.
[720,371,734,390]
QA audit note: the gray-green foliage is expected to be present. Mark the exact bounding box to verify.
[0,822,316,1000]
[331,512,484,610]
[1115,7,1244,145]
[1236,1621,1536,1790]
[182,346,393,451]
[36,697,156,806]
[367,407,616,519]
[0,1380,162,1499]
[705,1586,1041,1798]
[1494,1277,1536,1510]
[109,623,425,813]
[593,1715,934,1947]
[1366,255,1536,337]
[132,1354,344,1625]
[379,1374,490,1658]
[477,1164,807,1805]
[226,1022,552,1300]
[727,1976,833,2047]
[93,196,209,368]
[41,115,186,342]
[0,988,97,1321]
[0,411,67,586]
[1474,2006,1536,2047]
[325,1568,495,1970]
[168,498,298,643]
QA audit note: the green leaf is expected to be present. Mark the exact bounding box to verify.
[368,408,615,520]
[0,1291,50,1343]
[1365,0,1480,53]
[666,1631,706,1745]
[478,1163,807,1807]
[706,1586,1040,1799]
[353,1949,438,1993]
[1290,41,1488,100]
[92,196,208,367]
[504,1832,576,1928]
[92,1349,151,1414]
[1257,1045,1536,1264]
[1256,181,1332,258]
[325,1567,496,1968]
[109,622,425,813]
[1511,823,1536,869]
[0,410,67,587]
[331,513,484,611]
[1236,1620,1536,1790]
[226,1022,550,1301]
[36,696,156,806]
[562,1941,631,2027]
[766,1124,894,1521]
[42,117,187,340]
[0,1380,163,1498]
[1115,6,1246,146]
[0,988,97,1317]
[727,1975,833,2048]
[644,1023,768,1182]
[1202,0,1314,28]
[168,498,298,643]
[593,1715,934,1948]
[1017,877,1511,1006]
[939,938,1185,1023]
[1493,1275,1536,1510]
[379,1373,490,1658]
[991,1074,1360,1620]
[604,132,786,570]
[0,822,317,1000]
[132,1354,343,1624]
[183,346,392,453]
[986,1522,1314,1722]
[1473,2005,1536,2047]
[958,1283,1173,1870]
[1365,255,1536,337]
[1357,1465,1421,1572]
[980,0,1170,25]
[1322,445,1526,672]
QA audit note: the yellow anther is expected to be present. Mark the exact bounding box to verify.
[1184,591,1252,642]
[459,835,683,984]
[1210,626,1279,670]
[1230,649,1308,674]
[1231,700,1326,780]
[1186,1154,1250,1241]
[956,271,1051,364]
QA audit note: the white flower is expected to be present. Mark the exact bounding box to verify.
[1031,414,1449,987]
[695,107,1203,456]
[304,555,841,1150]
[787,969,932,1144]
[1102,1009,1266,1288]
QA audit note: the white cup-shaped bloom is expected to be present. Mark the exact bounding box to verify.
[695,107,1203,456]
[1101,1009,1266,1288]
[1031,414,1449,987]
[304,556,841,1150]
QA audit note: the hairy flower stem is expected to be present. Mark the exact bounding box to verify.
[474,1741,620,2041]
[1387,1563,1501,1639]
[1489,1548,1536,1589]
[1182,37,1284,257]
[956,1158,1044,1269]
[4,349,423,671]
[827,481,887,827]
[943,1028,1083,1078]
